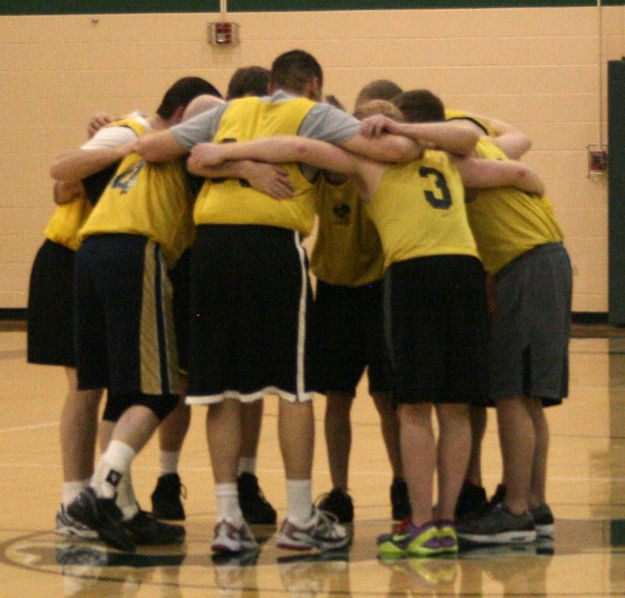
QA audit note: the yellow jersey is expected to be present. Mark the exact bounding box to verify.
[366,149,478,270]
[44,197,93,251]
[79,143,195,268]
[193,96,317,234]
[310,175,384,286]
[466,137,563,274]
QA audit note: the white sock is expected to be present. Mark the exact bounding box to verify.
[215,482,244,525]
[160,450,181,476]
[91,440,136,500]
[286,479,312,526]
[237,457,256,476]
[62,479,90,508]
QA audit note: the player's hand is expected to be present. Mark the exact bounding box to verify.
[245,162,294,200]
[87,112,114,138]
[359,114,395,138]
[190,142,225,166]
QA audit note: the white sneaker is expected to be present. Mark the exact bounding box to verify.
[55,504,98,540]
[211,519,258,553]
[277,506,352,551]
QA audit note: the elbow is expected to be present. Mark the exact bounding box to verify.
[519,135,532,155]
[384,138,414,162]
[291,139,315,163]
[516,164,545,195]
[458,132,479,157]
[50,162,75,183]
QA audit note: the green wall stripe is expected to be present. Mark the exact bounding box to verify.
[1,0,623,16]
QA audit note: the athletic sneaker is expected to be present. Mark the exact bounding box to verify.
[151,473,186,521]
[124,510,185,545]
[457,503,536,544]
[437,521,458,554]
[211,519,258,553]
[530,503,555,537]
[67,487,136,552]
[277,506,352,551]
[317,488,354,523]
[390,477,411,521]
[237,472,277,525]
[377,520,441,558]
[455,480,488,520]
[55,504,98,540]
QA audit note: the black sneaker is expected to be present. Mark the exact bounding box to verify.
[455,480,488,520]
[237,472,277,525]
[530,503,554,537]
[317,488,354,524]
[67,487,136,552]
[124,510,185,545]
[390,477,411,521]
[151,473,186,521]
[457,503,536,544]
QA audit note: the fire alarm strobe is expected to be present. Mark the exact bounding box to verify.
[586,144,608,177]
[208,22,240,46]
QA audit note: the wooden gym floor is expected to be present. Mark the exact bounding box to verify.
[1,322,625,597]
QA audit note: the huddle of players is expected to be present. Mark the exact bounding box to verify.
[30,48,570,557]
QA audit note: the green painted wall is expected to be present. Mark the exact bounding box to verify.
[0,0,622,16]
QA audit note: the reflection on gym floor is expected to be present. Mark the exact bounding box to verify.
[2,329,625,596]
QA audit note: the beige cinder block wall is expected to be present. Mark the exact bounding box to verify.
[0,6,622,312]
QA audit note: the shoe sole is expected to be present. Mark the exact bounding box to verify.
[68,491,135,552]
[535,523,554,537]
[277,535,352,551]
[151,509,186,521]
[459,529,537,544]
[212,540,258,553]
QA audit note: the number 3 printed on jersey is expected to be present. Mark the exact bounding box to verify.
[419,166,452,209]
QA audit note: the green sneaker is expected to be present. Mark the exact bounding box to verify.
[377,520,442,558]
[437,521,458,554]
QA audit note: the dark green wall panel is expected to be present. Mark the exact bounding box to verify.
[608,60,625,325]
[1,0,623,16]
[0,1,219,15]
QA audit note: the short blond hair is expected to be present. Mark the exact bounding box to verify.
[353,99,404,122]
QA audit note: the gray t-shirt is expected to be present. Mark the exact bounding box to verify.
[171,90,360,150]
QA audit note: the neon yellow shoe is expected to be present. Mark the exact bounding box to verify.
[377,520,442,558]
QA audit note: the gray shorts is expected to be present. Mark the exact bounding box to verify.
[490,242,572,405]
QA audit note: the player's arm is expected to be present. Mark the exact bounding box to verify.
[337,131,422,163]
[188,136,361,178]
[134,129,188,163]
[53,180,85,205]
[199,160,296,200]
[360,115,479,157]
[455,156,545,196]
[461,110,531,160]
[50,142,133,183]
